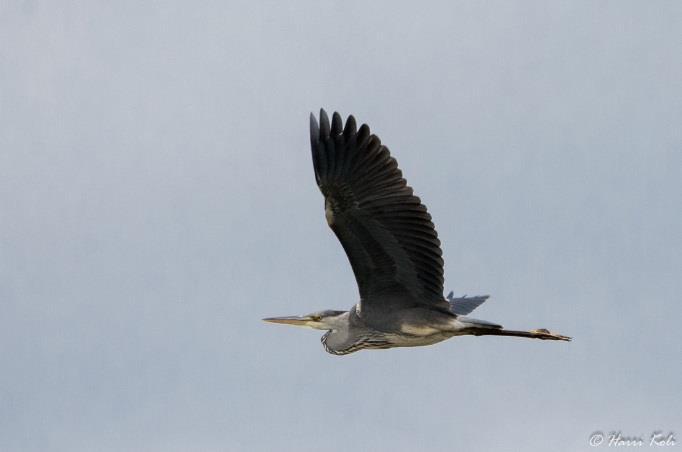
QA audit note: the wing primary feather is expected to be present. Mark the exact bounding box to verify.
[326,130,337,178]
[319,109,331,139]
[310,113,319,146]
[344,115,357,136]
[310,113,321,184]
[356,123,370,146]
[331,112,343,135]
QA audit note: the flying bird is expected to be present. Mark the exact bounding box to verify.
[264,110,570,355]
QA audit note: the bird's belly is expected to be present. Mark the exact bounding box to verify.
[399,324,442,336]
[387,331,451,347]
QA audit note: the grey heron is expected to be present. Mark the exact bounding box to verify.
[264,110,571,355]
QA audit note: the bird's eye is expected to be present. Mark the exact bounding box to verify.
[311,315,321,322]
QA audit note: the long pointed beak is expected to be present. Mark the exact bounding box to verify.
[262,315,313,326]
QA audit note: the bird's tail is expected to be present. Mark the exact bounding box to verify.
[457,317,571,341]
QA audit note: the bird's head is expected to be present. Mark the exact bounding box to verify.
[263,310,347,330]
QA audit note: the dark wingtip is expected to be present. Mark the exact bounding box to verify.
[357,123,370,145]
[331,112,343,135]
[319,109,330,139]
[310,112,319,145]
[344,115,357,136]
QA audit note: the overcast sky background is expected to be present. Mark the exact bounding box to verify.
[1,1,681,451]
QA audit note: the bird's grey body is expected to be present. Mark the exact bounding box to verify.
[264,110,570,355]
[321,305,455,355]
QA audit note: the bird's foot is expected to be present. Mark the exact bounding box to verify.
[530,328,572,341]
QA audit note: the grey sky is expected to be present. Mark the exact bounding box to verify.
[1,1,680,451]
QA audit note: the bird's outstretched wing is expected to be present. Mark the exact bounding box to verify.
[446,291,490,315]
[310,110,449,316]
